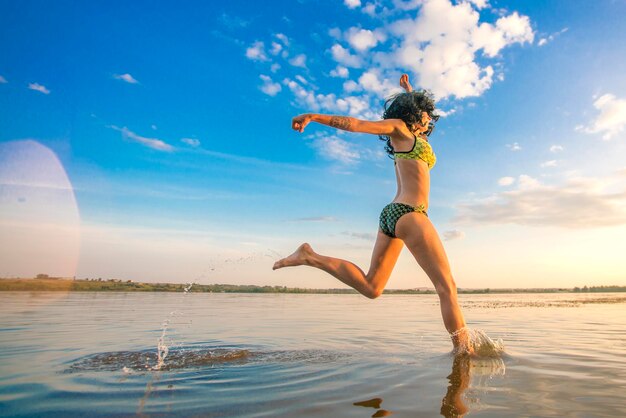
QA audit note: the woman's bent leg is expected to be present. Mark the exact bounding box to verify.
[273,231,404,299]
[394,213,470,351]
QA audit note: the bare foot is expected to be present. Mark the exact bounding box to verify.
[272,243,314,270]
[451,327,475,356]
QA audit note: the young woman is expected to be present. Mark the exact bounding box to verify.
[273,74,472,354]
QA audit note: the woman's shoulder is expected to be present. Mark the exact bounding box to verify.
[386,119,414,141]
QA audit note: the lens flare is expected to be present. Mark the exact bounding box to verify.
[0,140,80,280]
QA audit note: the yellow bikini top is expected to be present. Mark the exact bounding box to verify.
[393,134,436,169]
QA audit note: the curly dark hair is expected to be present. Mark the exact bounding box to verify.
[379,89,440,156]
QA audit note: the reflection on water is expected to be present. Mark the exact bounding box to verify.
[1,292,624,417]
[68,343,507,418]
[353,399,393,418]
[350,352,507,418]
[354,397,384,409]
[441,355,471,417]
[440,354,505,418]
[354,397,392,417]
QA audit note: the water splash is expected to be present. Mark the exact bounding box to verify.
[204,250,284,274]
[469,328,505,358]
[148,250,283,371]
[137,279,197,414]
[151,280,196,371]
[153,318,170,371]
[265,248,284,261]
[452,327,505,358]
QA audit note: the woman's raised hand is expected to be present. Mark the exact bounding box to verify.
[399,74,413,93]
[292,114,312,133]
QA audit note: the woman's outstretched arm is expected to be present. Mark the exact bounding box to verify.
[292,113,404,136]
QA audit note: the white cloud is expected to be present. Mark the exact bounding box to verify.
[270,63,281,73]
[289,53,307,68]
[284,78,339,112]
[343,80,360,93]
[219,13,249,29]
[386,0,533,98]
[443,230,465,241]
[538,27,568,47]
[454,173,626,228]
[245,41,269,61]
[346,28,385,51]
[517,174,539,189]
[275,33,289,46]
[436,108,456,117]
[311,135,360,164]
[362,2,377,16]
[0,75,7,83]
[328,27,342,40]
[550,145,564,153]
[342,231,377,240]
[259,74,282,96]
[466,0,488,8]
[345,96,373,117]
[498,176,515,186]
[358,70,402,97]
[495,12,534,45]
[344,0,361,9]
[110,126,174,152]
[330,65,349,78]
[506,142,522,151]
[28,82,50,94]
[270,41,283,55]
[291,216,338,222]
[113,73,139,84]
[577,93,626,140]
[392,0,422,11]
[181,138,201,147]
[258,0,534,120]
[283,78,372,117]
[257,0,534,118]
[471,24,506,58]
[540,160,558,168]
[330,44,363,68]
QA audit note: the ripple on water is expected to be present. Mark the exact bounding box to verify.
[65,345,354,373]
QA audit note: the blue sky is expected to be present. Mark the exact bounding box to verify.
[1,0,626,288]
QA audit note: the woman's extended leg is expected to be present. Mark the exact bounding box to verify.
[394,213,470,351]
[273,230,404,299]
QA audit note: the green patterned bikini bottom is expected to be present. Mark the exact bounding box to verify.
[379,202,428,238]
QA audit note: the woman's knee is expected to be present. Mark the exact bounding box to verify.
[364,271,387,299]
[366,286,384,299]
[434,278,457,299]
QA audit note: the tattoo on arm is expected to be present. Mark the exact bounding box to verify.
[329,116,352,131]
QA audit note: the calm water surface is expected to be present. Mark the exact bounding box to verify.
[0,291,625,417]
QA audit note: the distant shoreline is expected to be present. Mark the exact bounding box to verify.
[1,278,625,294]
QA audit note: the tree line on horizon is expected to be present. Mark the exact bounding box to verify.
[0,278,625,293]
